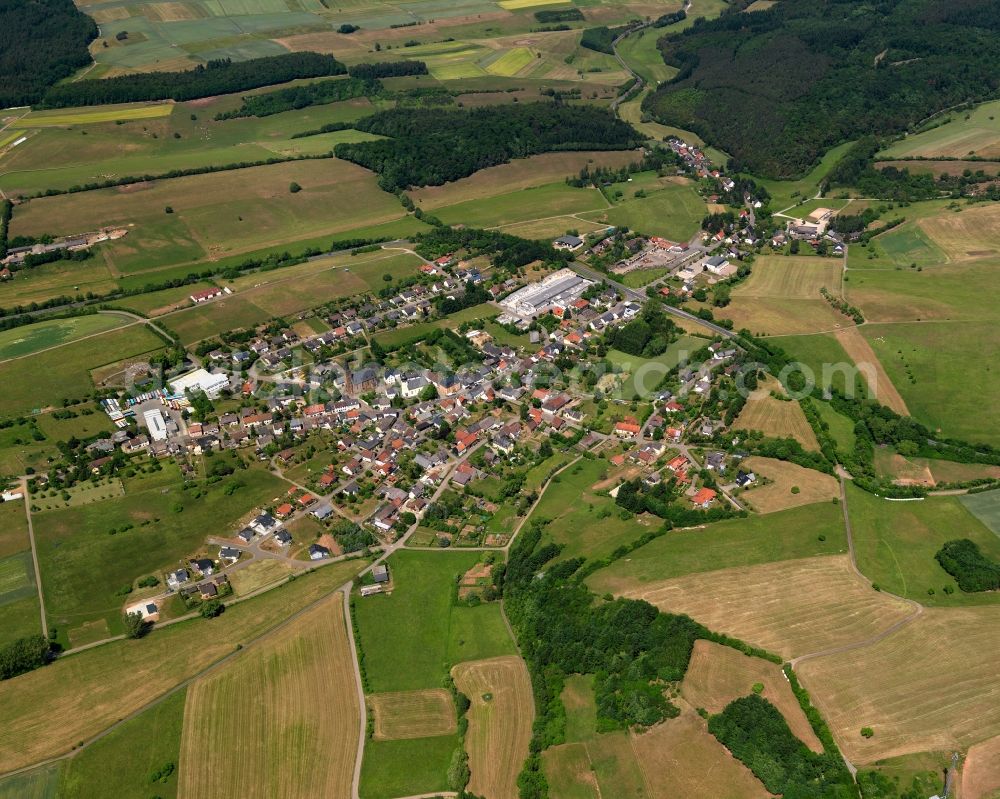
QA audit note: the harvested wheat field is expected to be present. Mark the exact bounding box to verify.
[740,457,839,513]
[630,709,771,799]
[733,380,819,451]
[832,327,909,414]
[619,555,913,659]
[919,203,1000,262]
[735,256,843,300]
[541,742,600,799]
[368,688,457,741]
[453,656,534,799]
[681,640,822,752]
[177,592,358,799]
[962,734,1000,799]
[799,607,1000,764]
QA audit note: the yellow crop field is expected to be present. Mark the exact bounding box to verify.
[618,554,914,659]
[499,0,565,8]
[368,689,457,740]
[740,457,839,513]
[682,641,822,752]
[799,607,1000,764]
[11,103,174,128]
[177,591,359,798]
[631,710,771,799]
[486,47,536,77]
[453,656,534,799]
[733,379,820,451]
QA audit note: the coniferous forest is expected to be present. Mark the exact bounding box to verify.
[644,0,1000,178]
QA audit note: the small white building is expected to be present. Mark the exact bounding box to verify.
[143,408,168,442]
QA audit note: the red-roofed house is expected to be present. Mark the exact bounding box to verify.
[275,502,294,518]
[691,487,717,507]
[615,421,641,438]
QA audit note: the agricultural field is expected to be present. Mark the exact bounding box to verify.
[368,689,457,740]
[0,315,129,361]
[587,500,847,594]
[453,656,533,799]
[847,485,1000,607]
[768,331,871,403]
[799,606,1000,764]
[603,553,914,660]
[681,640,822,751]
[961,489,1000,536]
[738,456,839,513]
[360,736,460,799]
[0,325,165,416]
[878,99,1000,159]
[178,592,358,799]
[737,255,843,299]
[578,180,707,241]
[962,734,1000,799]
[32,464,290,640]
[732,382,820,452]
[0,563,361,774]
[433,181,609,229]
[616,26,678,85]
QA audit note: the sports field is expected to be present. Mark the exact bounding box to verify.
[587,501,847,595]
[847,485,1000,607]
[368,688,457,740]
[799,606,1000,764]
[0,315,128,361]
[453,656,533,799]
[178,592,358,799]
[0,564,361,774]
[879,99,1000,159]
[733,383,820,452]
[682,640,822,751]
[739,457,839,513]
[611,554,913,659]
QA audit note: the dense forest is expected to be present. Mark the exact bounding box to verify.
[643,0,1000,178]
[334,104,641,190]
[346,60,428,80]
[40,53,346,107]
[215,77,377,120]
[708,694,857,798]
[0,0,97,107]
[935,539,1000,592]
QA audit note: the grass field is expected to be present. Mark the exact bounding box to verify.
[58,688,185,799]
[961,489,1000,536]
[453,656,533,799]
[739,456,839,513]
[178,591,358,799]
[360,736,460,799]
[434,181,609,229]
[738,255,843,300]
[682,640,822,751]
[0,764,61,799]
[0,498,30,560]
[0,325,164,416]
[10,103,174,128]
[879,99,1000,159]
[542,743,600,799]
[612,553,913,659]
[587,500,847,594]
[373,302,497,349]
[605,335,703,400]
[799,606,1000,764]
[616,26,678,86]
[717,296,846,336]
[733,382,820,451]
[33,466,288,638]
[579,181,706,241]
[752,140,856,211]
[353,550,515,692]
[0,315,129,361]
[368,688,457,740]
[847,485,1000,606]
[0,562,361,774]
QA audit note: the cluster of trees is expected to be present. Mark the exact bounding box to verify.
[0,0,96,107]
[435,279,490,315]
[580,25,629,54]
[605,302,680,357]
[708,694,856,798]
[40,53,346,107]
[819,287,864,324]
[534,8,583,22]
[330,520,376,553]
[644,0,1000,178]
[616,478,743,526]
[335,103,641,190]
[0,635,51,680]
[566,145,683,188]
[935,539,1000,592]
[215,77,378,120]
[415,226,569,270]
[652,8,686,27]
[0,199,11,259]
[346,60,428,80]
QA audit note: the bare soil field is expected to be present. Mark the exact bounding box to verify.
[411,150,639,209]
[617,554,913,659]
[799,607,1000,765]
[453,656,534,799]
[681,640,822,752]
[832,327,910,414]
[740,457,839,513]
[733,380,820,451]
[176,591,358,799]
[962,734,1000,799]
[368,688,457,741]
[630,708,771,799]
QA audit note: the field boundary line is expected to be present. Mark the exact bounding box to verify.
[344,584,366,799]
[21,478,47,639]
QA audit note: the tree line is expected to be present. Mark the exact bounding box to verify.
[334,103,642,190]
[39,53,346,108]
[644,0,1000,178]
[0,0,96,107]
[214,77,378,120]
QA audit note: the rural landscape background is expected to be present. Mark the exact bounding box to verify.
[1,0,999,797]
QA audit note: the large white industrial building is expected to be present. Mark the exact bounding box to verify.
[168,368,230,398]
[500,268,593,319]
